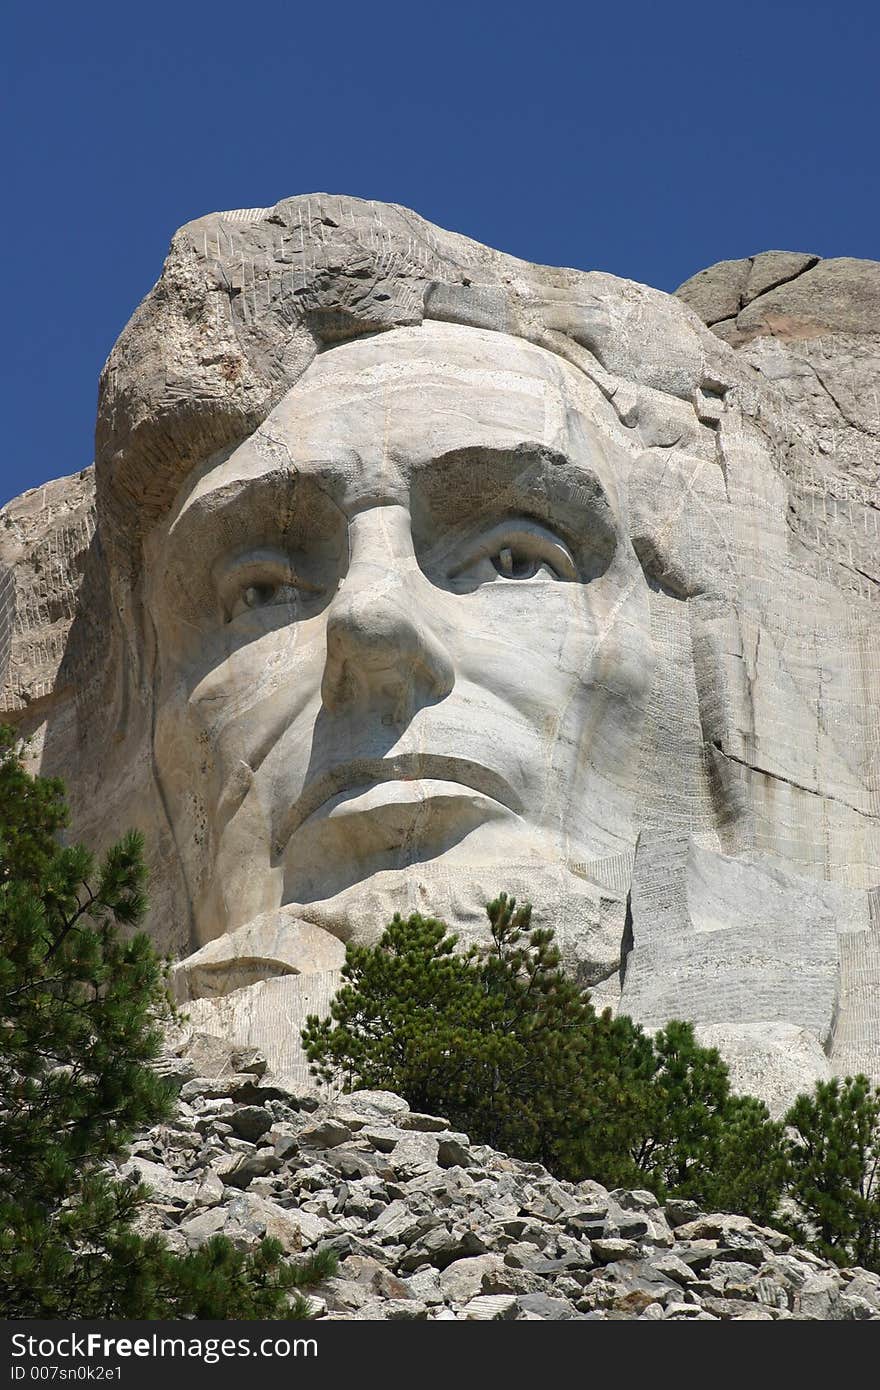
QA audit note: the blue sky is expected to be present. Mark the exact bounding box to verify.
[2,0,878,505]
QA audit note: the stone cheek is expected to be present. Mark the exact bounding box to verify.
[1,195,878,1104]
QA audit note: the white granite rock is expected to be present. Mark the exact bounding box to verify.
[2,200,878,1104]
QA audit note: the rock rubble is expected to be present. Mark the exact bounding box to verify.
[113,1053,880,1321]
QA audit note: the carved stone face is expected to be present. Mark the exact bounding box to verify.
[147,321,653,948]
[3,188,874,1099]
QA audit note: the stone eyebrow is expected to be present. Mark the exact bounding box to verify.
[156,468,348,620]
[165,466,344,554]
[411,444,619,579]
[411,444,615,530]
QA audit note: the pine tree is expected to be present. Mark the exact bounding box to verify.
[304,894,654,1186]
[0,724,335,1317]
[702,1093,789,1226]
[628,1020,729,1193]
[627,1021,786,1220]
[302,895,790,1221]
[785,1074,880,1271]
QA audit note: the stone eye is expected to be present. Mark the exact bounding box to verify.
[224,574,303,622]
[242,583,278,609]
[445,521,578,590]
[491,546,543,580]
[486,529,576,582]
[215,547,324,624]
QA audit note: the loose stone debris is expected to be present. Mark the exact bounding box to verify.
[113,1053,880,1321]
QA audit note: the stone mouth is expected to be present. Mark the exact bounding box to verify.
[303,778,516,836]
[276,754,523,854]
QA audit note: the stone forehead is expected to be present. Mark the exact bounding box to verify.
[172,323,625,522]
[296,319,568,386]
[94,193,716,560]
[266,322,596,456]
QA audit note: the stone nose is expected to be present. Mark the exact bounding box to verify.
[320,505,455,716]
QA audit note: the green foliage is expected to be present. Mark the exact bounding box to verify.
[628,1022,787,1223]
[0,726,67,890]
[303,895,654,1184]
[302,893,787,1220]
[629,1019,730,1194]
[303,909,495,1111]
[784,1074,880,1270]
[305,896,650,1184]
[0,724,335,1317]
[702,1093,789,1227]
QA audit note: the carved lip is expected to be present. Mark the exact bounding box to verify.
[276,753,523,853]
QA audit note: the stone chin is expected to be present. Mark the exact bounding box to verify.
[171,853,629,1019]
